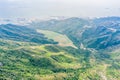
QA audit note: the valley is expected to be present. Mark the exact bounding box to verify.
[0,17,120,80]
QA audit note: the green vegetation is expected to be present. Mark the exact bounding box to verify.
[0,39,120,80]
[0,39,81,80]
[0,17,120,80]
[30,18,89,47]
[37,29,76,48]
[30,17,120,49]
[0,24,57,44]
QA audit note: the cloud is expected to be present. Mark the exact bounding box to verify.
[0,0,120,18]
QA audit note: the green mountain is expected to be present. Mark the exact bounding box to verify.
[30,18,89,47]
[0,17,120,80]
[1,39,119,80]
[0,39,88,80]
[0,24,57,44]
[30,17,120,50]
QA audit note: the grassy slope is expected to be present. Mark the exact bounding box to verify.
[0,39,81,80]
[106,49,120,80]
[37,29,77,48]
[0,39,120,80]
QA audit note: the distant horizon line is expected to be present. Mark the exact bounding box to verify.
[0,15,120,19]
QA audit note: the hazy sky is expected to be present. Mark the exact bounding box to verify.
[0,0,120,18]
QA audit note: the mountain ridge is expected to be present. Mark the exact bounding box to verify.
[29,17,120,50]
[0,24,57,44]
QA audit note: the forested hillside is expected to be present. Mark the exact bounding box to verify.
[0,39,120,80]
[30,17,120,49]
[0,17,120,80]
[0,24,57,44]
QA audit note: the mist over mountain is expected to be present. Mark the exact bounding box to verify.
[0,0,120,79]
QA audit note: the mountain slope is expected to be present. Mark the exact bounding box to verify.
[0,17,120,80]
[0,39,119,80]
[0,39,82,80]
[0,24,57,44]
[82,17,120,49]
[30,17,120,50]
[30,17,89,47]
[37,29,76,48]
